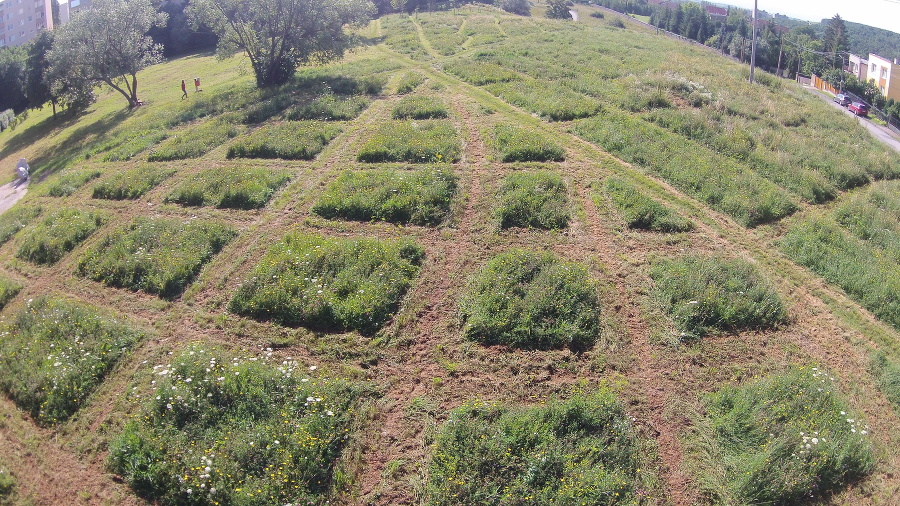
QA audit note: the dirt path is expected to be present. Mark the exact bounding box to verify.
[0,179,28,214]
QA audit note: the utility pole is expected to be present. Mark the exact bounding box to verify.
[776,33,784,78]
[720,20,726,54]
[749,0,758,83]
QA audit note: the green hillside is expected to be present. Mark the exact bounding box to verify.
[0,4,899,505]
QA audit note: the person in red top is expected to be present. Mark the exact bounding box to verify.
[181,79,187,99]
[194,77,201,93]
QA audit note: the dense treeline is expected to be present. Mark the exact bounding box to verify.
[841,20,900,62]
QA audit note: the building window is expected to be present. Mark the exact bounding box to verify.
[872,63,877,73]
[70,0,80,6]
[882,68,888,79]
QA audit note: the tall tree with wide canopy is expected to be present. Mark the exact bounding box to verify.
[48,0,167,108]
[189,0,374,87]
[823,14,849,69]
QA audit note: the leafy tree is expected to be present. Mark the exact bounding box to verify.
[822,14,848,69]
[25,31,54,113]
[188,0,374,87]
[497,0,530,16]
[149,0,218,57]
[48,0,167,108]
[0,47,28,114]
[545,0,572,20]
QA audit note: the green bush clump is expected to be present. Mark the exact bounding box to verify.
[485,79,601,121]
[495,171,570,229]
[428,390,643,504]
[286,94,371,121]
[357,120,460,163]
[649,255,785,338]
[0,467,12,502]
[871,352,900,410]
[459,249,599,350]
[443,60,520,85]
[76,217,236,299]
[92,166,175,200]
[230,233,424,334]
[16,209,104,265]
[493,124,565,162]
[693,367,874,504]
[227,121,342,160]
[108,344,374,505]
[0,297,144,425]
[0,205,40,245]
[45,168,102,197]
[396,71,426,94]
[392,95,449,120]
[604,177,693,232]
[165,167,292,210]
[780,217,900,330]
[312,167,457,225]
[147,120,240,161]
[0,274,22,311]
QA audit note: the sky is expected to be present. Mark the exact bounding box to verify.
[719,0,900,34]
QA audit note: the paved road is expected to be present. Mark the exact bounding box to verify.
[807,86,900,154]
[0,179,29,215]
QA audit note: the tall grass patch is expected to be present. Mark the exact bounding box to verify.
[495,171,570,229]
[92,166,175,200]
[649,255,785,339]
[16,208,104,265]
[443,60,520,85]
[286,94,371,121]
[691,367,874,504]
[492,125,564,162]
[484,79,601,121]
[0,205,40,245]
[76,217,236,299]
[227,121,342,160]
[312,167,457,226]
[870,352,900,411]
[147,120,240,161]
[395,71,426,94]
[834,180,900,262]
[428,390,644,504]
[108,344,374,505]
[357,120,460,163]
[165,167,291,210]
[459,249,600,350]
[603,177,693,232]
[229,233,424,334]
[0,274,22,311]
[0,297,144,425]
[44,168,102,197]
[391,95,449,120]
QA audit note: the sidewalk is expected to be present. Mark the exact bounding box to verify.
[0,179,29,215]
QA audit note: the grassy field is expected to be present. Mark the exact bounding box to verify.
[0,4,899,505]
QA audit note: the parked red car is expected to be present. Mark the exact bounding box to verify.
[849,102,869,117]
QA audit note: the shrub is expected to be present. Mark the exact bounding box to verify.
[649,255,786,338]
[392,95,449,120]
[312,167,457,225]
[227,121,342,160]
[429,390,642,504]
[45,168,102,197]
[285,94,371,121]
[16,209,105,265]
[443,60,520,86]
[165,167,292,210]
[357,120,461,163]
[604,177,693,232]
[495,171,570,229]
[609,17,626,28]
[492,124,565,162]
[459,249,599,350]
[0,297,144,425]
[590,11,604,18]
[0,205,40,245]
[76,217,236,299]
[0,274,22,311]
[108,344,375,505]
[230,233,424,334]
[147,120,240,161]
[396,72,426,94]
[92,166,175,200]
[693,367,874,504]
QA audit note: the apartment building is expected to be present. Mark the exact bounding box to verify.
[68,0,90,16]
[0,0,54,47]
[869,54,900,102]
[848,53,869,82]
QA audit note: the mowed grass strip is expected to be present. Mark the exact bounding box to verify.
[459,249,600,351]
[108,344,375,505]
[0,297,144,425]
[44,168,102,197]
[428,390,645,504]
[147,119,240,161]
[76,217,236,299]
[312,166,457,226]
[16,208,105,265]
[227,121,342,160]
[0,205,40,245]
[649,255,786,339]
[391,95,449,120]
[230,233,424,334]
[492,125,564,162]
[603,177,693,232]
[357,120,460,163]
[692,367,874,504]
[165,166,292,210]
[92,165,175,200]
[495,171,570,230]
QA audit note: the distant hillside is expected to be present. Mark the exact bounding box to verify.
[839,19,900,61]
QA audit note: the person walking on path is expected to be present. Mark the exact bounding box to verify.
[181,79,188,99]
[194,77,201,93]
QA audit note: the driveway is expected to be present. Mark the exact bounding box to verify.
[0,179,29,214]
[807,86,900,154]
